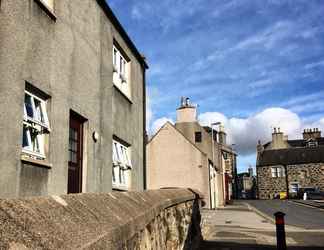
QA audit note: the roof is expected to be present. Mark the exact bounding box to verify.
[287,138,324,147]
[257,146,324,167]
[96,0,149,69]
[147,122,207,157]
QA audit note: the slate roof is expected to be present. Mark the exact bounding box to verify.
[287,138,324,147]
[257,146,324,167]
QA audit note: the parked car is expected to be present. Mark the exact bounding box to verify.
[297,187,324,200]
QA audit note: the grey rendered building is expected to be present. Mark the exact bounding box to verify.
[257,128,324,199]
[0,0,148,198]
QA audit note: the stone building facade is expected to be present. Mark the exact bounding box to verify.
[257,128,324,199]
[0,0,148,198]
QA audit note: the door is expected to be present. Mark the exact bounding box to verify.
[68,113,83,193]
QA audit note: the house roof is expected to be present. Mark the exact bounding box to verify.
[96,0,149,69]
[257,146,324,167]
[147,122,207,157]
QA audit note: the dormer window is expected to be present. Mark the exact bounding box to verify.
[307,139,318,148]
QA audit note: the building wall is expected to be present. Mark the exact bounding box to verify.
[257,163,324,199]
[0,0,145,198]
[147,123,210,208]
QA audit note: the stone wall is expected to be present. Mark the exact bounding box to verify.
[0,189,202,250]
[257,163,324,199]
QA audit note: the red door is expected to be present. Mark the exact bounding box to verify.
[68,113,83,193]
[225,173,230,203]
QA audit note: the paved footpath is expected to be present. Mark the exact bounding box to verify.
[200,202,324,250]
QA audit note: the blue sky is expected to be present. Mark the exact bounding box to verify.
[108,0,324,173]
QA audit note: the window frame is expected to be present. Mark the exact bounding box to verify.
[22,90,50,160]
[112,139,132,190]
[112,44,131,99]
[195,131,202,143]
[271,166,285,178]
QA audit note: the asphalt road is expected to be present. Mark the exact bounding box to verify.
[245,200,324,229]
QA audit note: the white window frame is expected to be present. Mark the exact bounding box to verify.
[112,139,132,190]
[24,91,50,129]
[112,45,131,98]
[22,91,50,159]
[271,167,285,178]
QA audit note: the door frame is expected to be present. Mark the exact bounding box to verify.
[68,110,87,194]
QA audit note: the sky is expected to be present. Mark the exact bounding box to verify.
[108,0,324,173]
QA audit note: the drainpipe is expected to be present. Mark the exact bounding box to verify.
[142,61,147,190]
[284,164,289,199]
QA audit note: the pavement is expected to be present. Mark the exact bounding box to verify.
[200,201,324,250]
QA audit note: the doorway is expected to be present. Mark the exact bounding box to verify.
[67,111,84,193]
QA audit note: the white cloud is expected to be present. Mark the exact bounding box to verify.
[151,117,174,134]
[198,107,305,156]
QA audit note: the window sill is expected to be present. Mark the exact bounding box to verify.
[34,0,57,21]
[21,154,52,169]
[112,185,129,191]
[113,85,133,104]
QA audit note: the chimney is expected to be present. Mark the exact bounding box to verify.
[176,97,197,123]
[303,128,321,140]
[271,127,287,149]
[248,166,253,177]
[218,124,227,145]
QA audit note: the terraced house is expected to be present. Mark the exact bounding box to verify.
[0,0,148,198]
[257,128,324,199]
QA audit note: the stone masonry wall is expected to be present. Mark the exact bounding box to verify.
[257,165,286,199]
[257,163,324,199]
[0,189,202,250]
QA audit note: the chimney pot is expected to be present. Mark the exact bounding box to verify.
[185,98,190,106]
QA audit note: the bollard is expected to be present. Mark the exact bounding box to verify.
[274,211,287,250]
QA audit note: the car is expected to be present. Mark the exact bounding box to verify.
[297,187,324,200]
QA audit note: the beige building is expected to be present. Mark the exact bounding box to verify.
[147,98,237,208]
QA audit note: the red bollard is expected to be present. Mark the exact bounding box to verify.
[274,212,287,250]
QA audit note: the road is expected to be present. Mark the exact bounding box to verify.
[200,202,324,250]
[245,200,324,229]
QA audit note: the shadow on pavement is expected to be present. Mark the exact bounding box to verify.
[201,240,324,250]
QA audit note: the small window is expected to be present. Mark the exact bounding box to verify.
[271,167,285,178]
[195,132,202,143]
[112,139,132,190]
[112,45,131,98]
[22,90,50,159]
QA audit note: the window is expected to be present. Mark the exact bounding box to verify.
[112,139,132,189]
[271,167,285,178]
[307,139,318,147]
[22,90,50,159]
[290,183,299,193]
[195,132,202,143]
[112,45,131,98]
[41,0,54,10]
